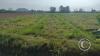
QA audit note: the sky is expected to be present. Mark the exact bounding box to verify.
[0,0,100,11]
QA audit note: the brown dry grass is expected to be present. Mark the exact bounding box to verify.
[0,13,32,19]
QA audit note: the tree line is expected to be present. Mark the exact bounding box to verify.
[0,5,99,13]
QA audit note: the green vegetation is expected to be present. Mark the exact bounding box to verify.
[97,15,100,24]
[0,13,100,56]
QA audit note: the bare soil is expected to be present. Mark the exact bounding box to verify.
[0,13,32,19]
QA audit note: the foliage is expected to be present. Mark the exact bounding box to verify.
[0,13,100,56]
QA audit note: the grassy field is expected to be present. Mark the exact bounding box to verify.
[0,13,100,56]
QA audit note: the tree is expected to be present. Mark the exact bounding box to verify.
[0,9,7,13]
[16,8,29,12]
[91,9,96,13]
[73,9,78,13]
[7,8,15,12]
[97,15,100,24]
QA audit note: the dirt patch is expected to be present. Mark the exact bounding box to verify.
[0,13,32,19]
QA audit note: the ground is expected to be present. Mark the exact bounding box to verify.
[0,13,100,56]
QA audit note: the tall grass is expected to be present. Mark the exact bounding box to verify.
[0,13,100,56]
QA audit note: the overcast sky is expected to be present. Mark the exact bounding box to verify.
[0,0,100,11]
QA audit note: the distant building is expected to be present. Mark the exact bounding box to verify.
[79,8,84,13]
[16,8,29,12]
[65,6,70,13]
[91,9,96,13]
[59,5,70,13]
[50,7,56,12]
[59,5,65,12]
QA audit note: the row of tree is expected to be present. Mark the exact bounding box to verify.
[0,5,99,13]
[0,8,44,13]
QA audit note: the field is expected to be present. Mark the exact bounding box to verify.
[0,13,100,56]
